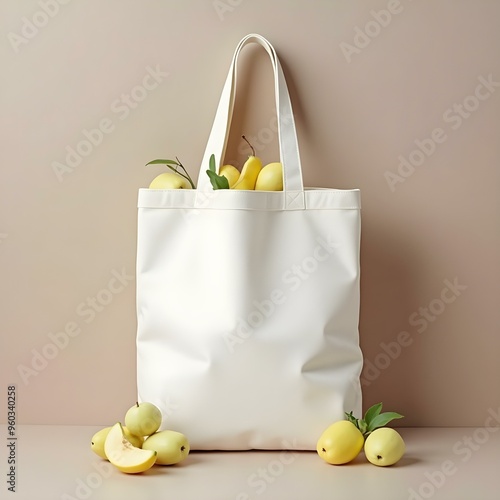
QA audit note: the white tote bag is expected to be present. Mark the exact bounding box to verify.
[136,34,362,450]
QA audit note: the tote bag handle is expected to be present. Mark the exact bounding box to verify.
[196,34,305,209]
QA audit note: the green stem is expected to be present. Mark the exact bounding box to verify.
[174,157,196,189]
[164,165,195,188]
[242,135,255,156]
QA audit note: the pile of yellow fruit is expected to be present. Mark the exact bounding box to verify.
[91,402,189,474]
[146,136,283,191]
[317,402,405,466]
[91,402,404,472]
[214,159,282,190]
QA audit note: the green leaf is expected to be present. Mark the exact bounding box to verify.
[209,154,216,173]
[146,159,180,166]
[358,420,368,435]
[344,411,356,425]
[206,170,229,190]
[364,403,383,426]
[367,412,404,432]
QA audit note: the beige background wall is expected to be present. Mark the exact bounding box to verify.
[1,0,499,427]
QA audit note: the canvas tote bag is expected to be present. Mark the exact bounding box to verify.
[136,34,363,450]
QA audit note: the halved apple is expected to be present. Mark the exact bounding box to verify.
[104,423,156,474]
[91,426,144,459]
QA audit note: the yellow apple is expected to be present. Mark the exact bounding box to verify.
[364,427,405,466]
[104,423,156,474]
[91,427,111,459]
[124,402,162,437]
[255,162,283,191]
[317,420,364,465]
[142,430,190,465]
[219,165,240,188]
[149,172,192,189]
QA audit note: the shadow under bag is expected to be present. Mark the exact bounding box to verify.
[136,34,363,450]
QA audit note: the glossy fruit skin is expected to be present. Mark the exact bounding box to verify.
[91,427,110,459]
[142,430,190,465]
[149,172,192,189]
[219,165,240,188]
[91,426,143,459]
[232,156,262,190]
[317,420,364,465]
[255,162,283,191]
[104,423,157,474]
[124,402,162,437]
[364,428,405,466]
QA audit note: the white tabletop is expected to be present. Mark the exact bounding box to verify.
[3,425,499,500]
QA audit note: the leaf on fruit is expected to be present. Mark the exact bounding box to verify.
[364,403,383,425]
[357,420,367,435]
[209,154,216,173]
[146,159,180,166]
[345,402,404,438]
[366,412,404,432]
[146,157,196,189]
[206,170,229,190]
[206,154,229,190]
[344,411,356,425]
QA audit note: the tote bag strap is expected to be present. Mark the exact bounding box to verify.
[195,34,305,210]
